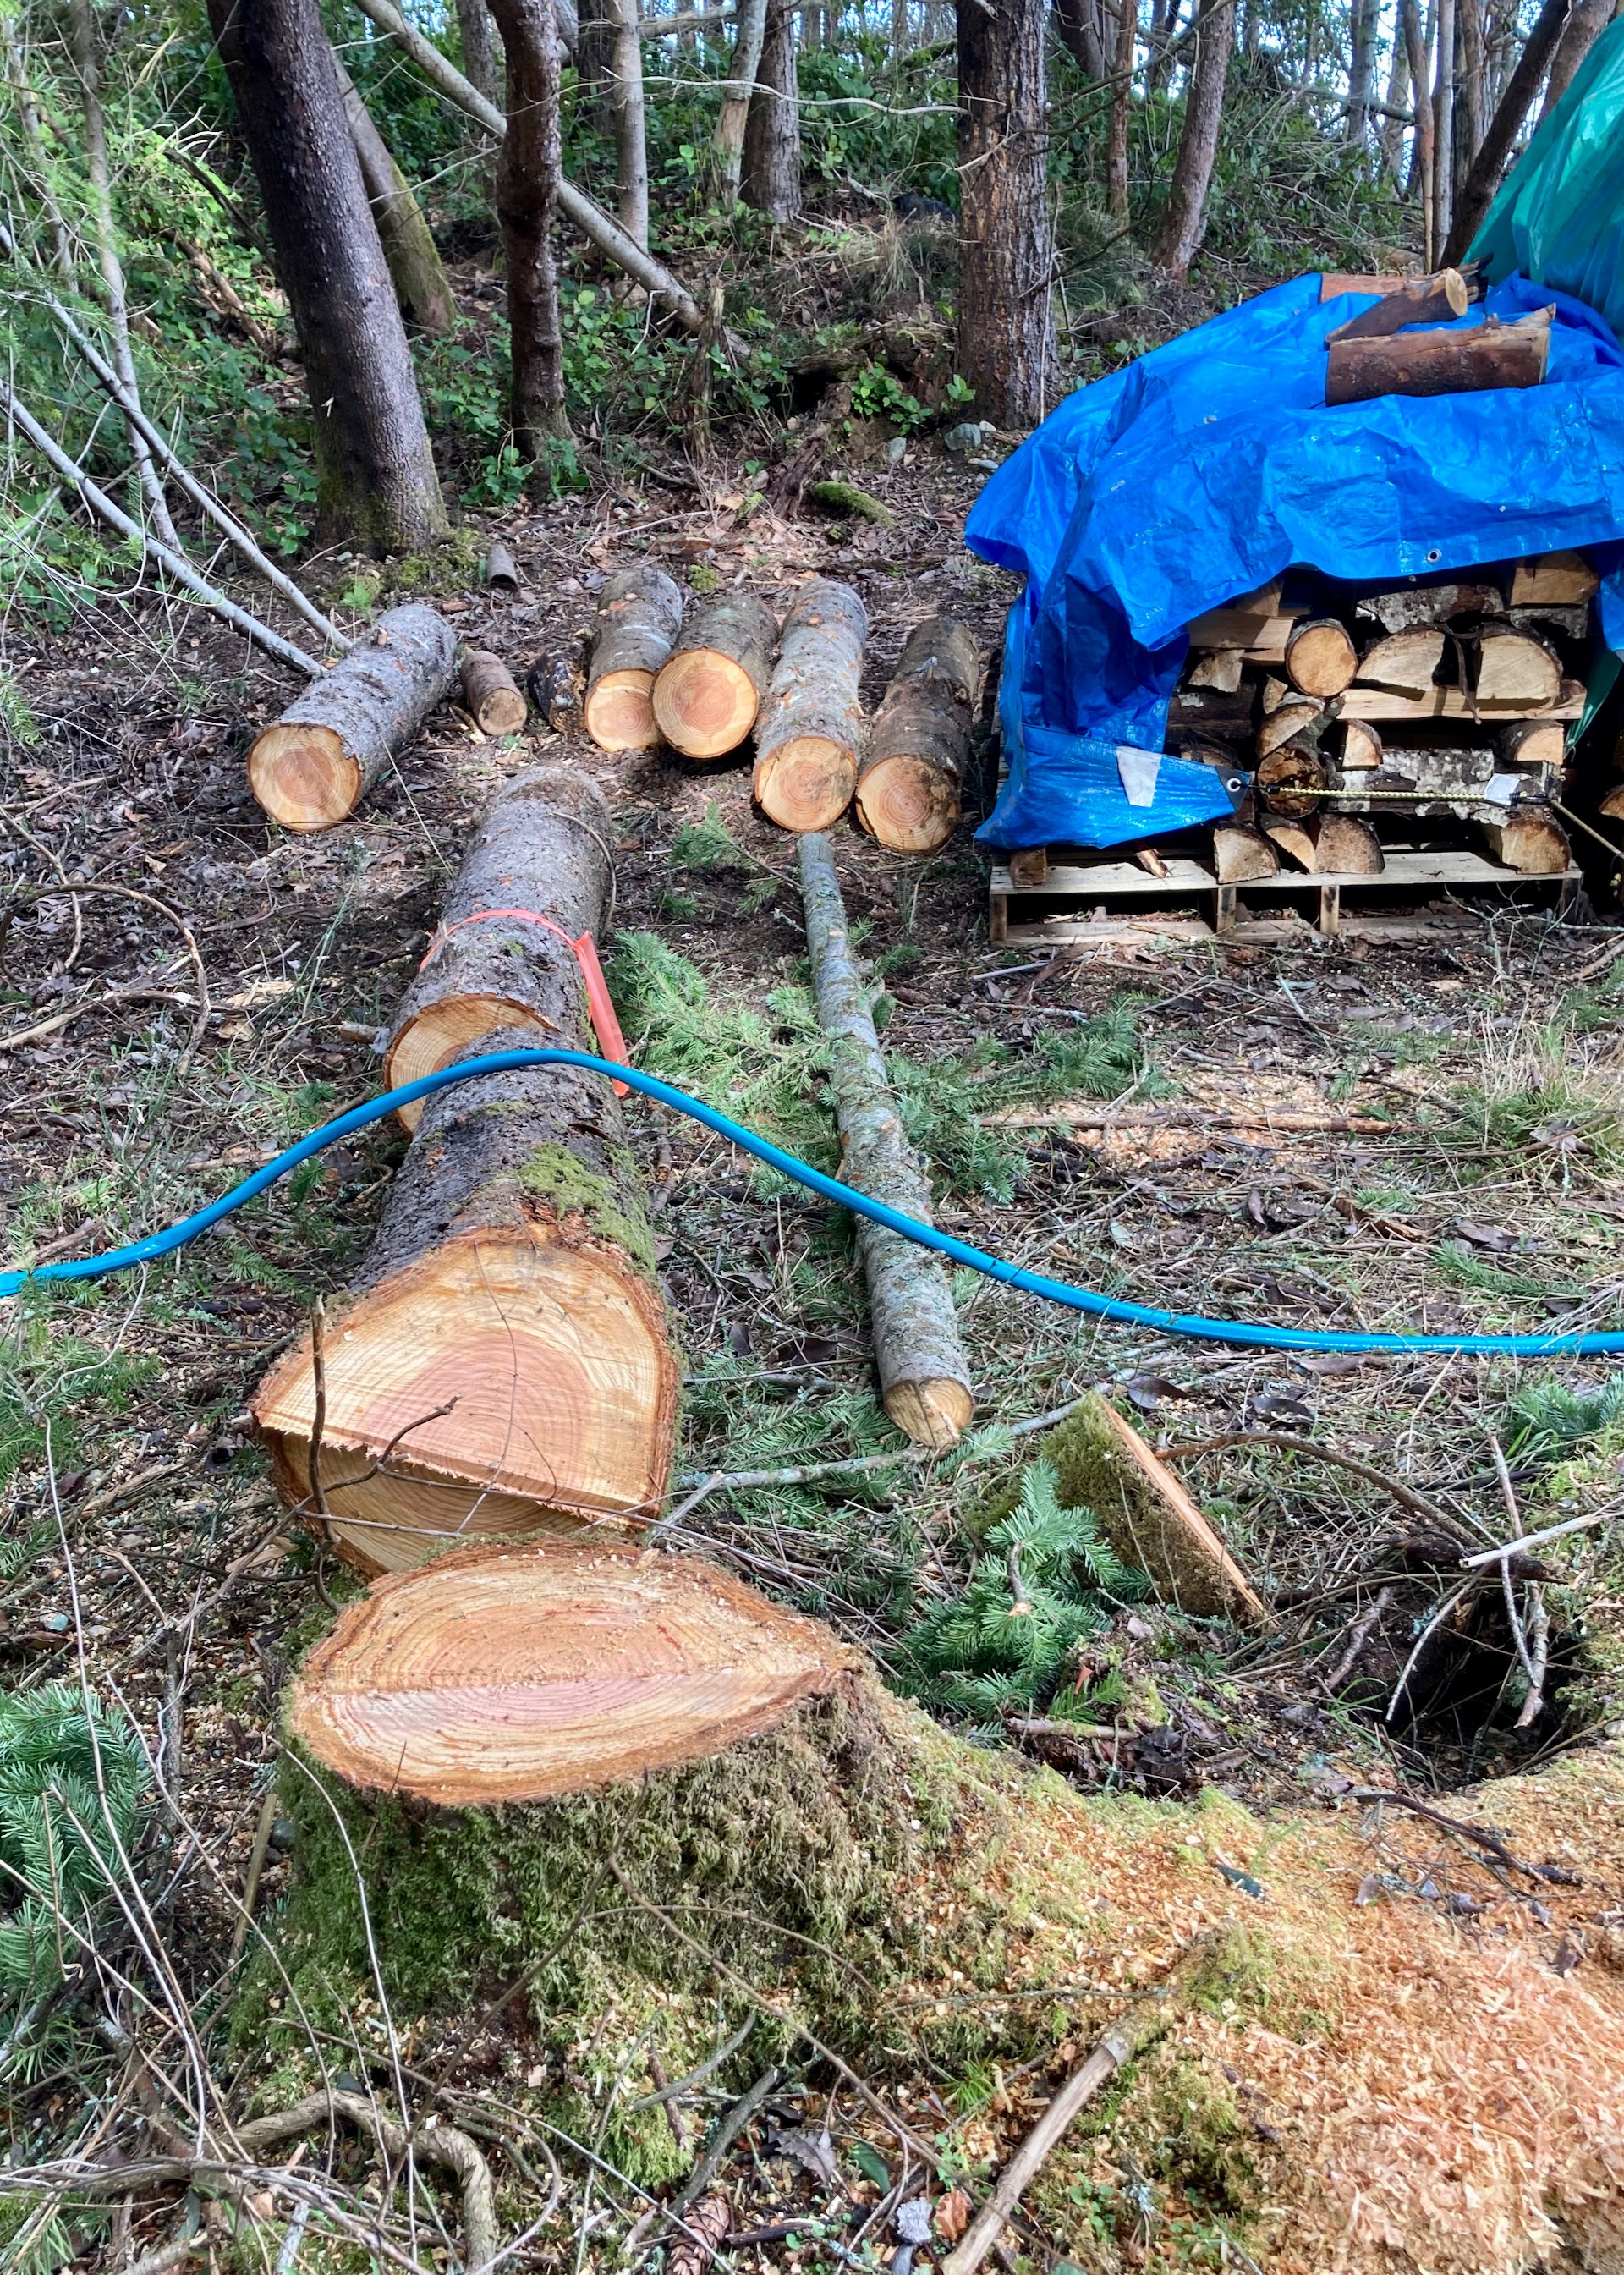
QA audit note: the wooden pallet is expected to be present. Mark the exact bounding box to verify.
[990,841,1583,947]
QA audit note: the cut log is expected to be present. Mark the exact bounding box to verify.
[1356,628,1444,695]
[1260,675,1292,713]
[583,565,683,750]
[1170,686,1255,743]
[1256,746,1329,817]
[1325,266,1470,342]
[1599,783,1624,822]
[1354,580,1503,634]
[460,648,528,737]
[1509,551,1598,607]
[797,831,973,1447]
[529,651,585,734]
[252,1022,676,1574]
[1188,605,1298,651]
[1503,717,1567,768]
[1256,699,1323,758]
[1342,678,1583,722]
[1472,624,1562,711]
[1480,808,1572,875]
[1262,815,1320,870]
[1186,648,1243,693]
[1211,825,1280,883]
[1315,814,1384,873]
[289,1538,856,1805]
[484,541,519,590]
[853,615,980,854]
[1320,270,1407,299]
[1285,617,1358,697]
[1325,308,1552,405]
[383,761,615,1132]
[753,579,867,833]
[651,593,778,758]
[1339,719,1384,770]
[247,605,457,831]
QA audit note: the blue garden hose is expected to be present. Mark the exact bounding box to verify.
[3,1047,1621,1358]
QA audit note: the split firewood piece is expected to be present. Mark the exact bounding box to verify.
[1341,678,1582,722]
[1339,719,1384,770]
[1325,307,1552,405]
[1481,808,1572,875]
[798,832,972,1446]
[1186,582,1295,651]
[288,1537,857,1805]
[1212,825,1280,884]
[247,605,456,831]
[1356,628,1444,695]
[383,761,614,1131]
[460,648,528,737]
[530,652,585,734]
[1186,648,1244,694]
[1325,266,1470,343]
[252,1024,676,1575]
[1472,624,1562,711]
[1256,699,1323,758]
[1315,813,1384,873]
[854,615,981,854]
[1256,746,1328,816]
[1259,675,1292,713]
[1599,783,1624,822]
[1285,617,1358,697]
[1262,815,1320,870]
[651,592,779,758]
[1502,717,1566,768]
[583,564,683,750]
[1355,581,1503,634]
[1509,551,1598,607]
[753,579,868,833]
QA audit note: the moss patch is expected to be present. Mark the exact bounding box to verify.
[519,1139,659,1280]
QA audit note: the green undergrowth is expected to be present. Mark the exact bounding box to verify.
[0,1308,158,1490]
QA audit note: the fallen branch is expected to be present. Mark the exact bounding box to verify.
[1164,1431,1460,1535]
[1348,1786,1568,1882]
[1460,1500,1623,1568]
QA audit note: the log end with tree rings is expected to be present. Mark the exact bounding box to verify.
[1481,807,1571,875]
[651,594,777,758]
[1285,616,1358,697]
[1339,718,1384,770]
[1211,824,1281,883]
[248,719,363,832]
[884,1375,975,1449]
[584,564,683,751]
[386,993,560,1133]
[754,734,861,832]
[1315,813,1385,874]
[287,1538,859,1805]
[1256,745,1328,818]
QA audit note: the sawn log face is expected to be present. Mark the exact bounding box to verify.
[248,604,457,830]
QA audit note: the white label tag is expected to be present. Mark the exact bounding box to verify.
[1481,773,1521,807]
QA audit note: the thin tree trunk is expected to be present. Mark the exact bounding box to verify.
[1106,0,1134,217]
[1458,0,1484,166]
[455,0,501,101]
[66,0,182,553]
[608,0,649,246]
[1379,9,1411,180]
[576,0,612,125]
[1151,0,1234,278]
[714,0,769,201]
[957,0,1056,427]
[488,0,568,452]
[1346,0,1380,140]
[1145,0,1171,85]
[1540,0,1610,119]
[3,25,73,275]
[1441,0,1569,261]
[1431,0,1455,248]
[742,0,801,220]
[335,58,456,332]
[1053,0,1106,79]
[206,0,447,552]
[1402,0,1435,257]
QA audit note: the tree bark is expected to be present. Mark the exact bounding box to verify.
[754,580,868,832]
[1326,265,1469,338]
[742,0,802,220]
[1106,0,1134,218]
[1441,0,1569,263]
[585,566,685,748]
[652,594,778,756]
[957,0,1056,426]
[576,0,613,124]
[1052,0,1106,77]
[1346,0,1380,140]
[206,0,447,552]
[797,832,974,1447]
[335,59,456,334]
[1325,306,1550,402]
[1150,0,1235,278]
[1378,25,1411,180]
[853,616,980,852]
[488,0,569,453]
[609,0,650,246]
[1402,0,1435,256]
[456,0,502,101]
[1458,0,1485,171]
[1539,0,1610,119]
[714,0,770,201]
[246,605,457,829]
[1432,0,1456,249]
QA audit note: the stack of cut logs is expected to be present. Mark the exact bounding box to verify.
[1167,551,1594,882]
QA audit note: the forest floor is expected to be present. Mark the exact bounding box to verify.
[4,426,1624,2272]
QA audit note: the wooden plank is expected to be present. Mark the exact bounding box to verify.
[1339,679,1584,723]
[1188,608,1299,651]
[1320,271,1407,299]
[993,847,1581,899]
[1508,551,1599,607]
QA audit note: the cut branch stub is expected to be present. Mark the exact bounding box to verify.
[584,564,683,750]
[753,579,868,832]
[252,1027,676,1574]
[288,1538,858,1804]
[248,605,457,830]
[854,615,981,854]
[652,593,779,758]
[384,761,612,1130]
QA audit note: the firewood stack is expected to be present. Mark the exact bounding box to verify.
[1168,552,1593,880]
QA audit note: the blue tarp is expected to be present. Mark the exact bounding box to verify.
[966,271,1624,852]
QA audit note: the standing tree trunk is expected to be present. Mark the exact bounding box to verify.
[742,0,802,219]
[206,0,447,552]
[575,1,612,124]
[608,0,648,246]
[1378,22,1411,180]
[455,0,502,102]
[1431,0,1456,250]
[1345,0,1380,141]
[1540,0,1610,119]
[714,0,770,201]
[957,0,1056,428]
[1150,0,1235,278]
[1052,0,1106,78]
[1441,0,1569,260]
[1458,0,1484,170]
[487,0,570,453]
[1402,0,1435,261]
[1106,0,1134,217]
[335,58,456,333]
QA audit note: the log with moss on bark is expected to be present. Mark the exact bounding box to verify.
[753,580,867,831]
[797,831,972,1448]
[247,604,457,830]
[652,594,777,758]
[584,564,684,749]
[853,616,979,854]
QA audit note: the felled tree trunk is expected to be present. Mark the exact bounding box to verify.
[753,580,867,831]
[455,0,502,102]
[1326,310,1552,404]
[382,761,613,1128]
[247,605,456,830]
[335,58,455,334]
[957,0,1055,426]
[585,566,684,749]
[853,616,979,853]
[206,0,447,551]
[253,1018,677,1572]
[798,832,973,1447]
[488,0,569,453]
[652,595,777,757]
[740,0,801,222]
